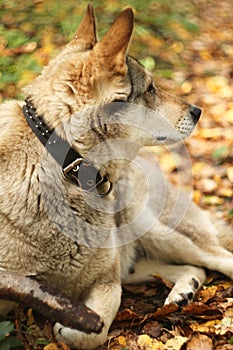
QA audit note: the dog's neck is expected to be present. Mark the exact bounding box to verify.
[22,98,112,196]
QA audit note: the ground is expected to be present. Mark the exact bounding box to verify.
[0,0,232,349]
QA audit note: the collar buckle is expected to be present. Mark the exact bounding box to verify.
[63,158,83,175]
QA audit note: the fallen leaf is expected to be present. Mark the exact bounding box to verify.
[151,304,179,318]
[165,335,188,350]
[197,178,218,194]
[44,342,70,350]
[138,334,166,350]
[218,188,233,198]
[142,321,162,338]
[114,308,140,322]
[227,167,233,182]
[198,285,219,303]
[187,334,213,350]
[190,319,221,333]
[214,316,233,335]
[117,335,127,347]
[199,128,223,139]
[202,195,224,206]
[182,302,223,319]
[27,308,35,327]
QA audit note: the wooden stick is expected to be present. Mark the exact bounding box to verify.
[0,270,103,334]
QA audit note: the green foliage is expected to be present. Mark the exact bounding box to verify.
[35,338,50,345]
[212,146,229,162]
[0,321,22,349]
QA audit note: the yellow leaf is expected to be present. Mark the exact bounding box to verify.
[218,188,233,198]
[225,108,233,123]
[138,334,166,349]
[181,81,192,94]
[199,128,222,139]
[160,153,177,173]
[205,76,231,98]
[200,50,212,60]
[227,167,233,182]
[192,162,206,176]
[165,336,188,350]
[203,195,224,206]
[44,342,70,350]
[198,285,218,303]
[27,308,35,327]
[190,320,220,333]
[117,335,127,347]
[193,190,201,204]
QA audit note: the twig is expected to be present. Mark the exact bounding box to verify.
[0,270,103,334]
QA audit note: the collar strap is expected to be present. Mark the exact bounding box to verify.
[23,98,110,194]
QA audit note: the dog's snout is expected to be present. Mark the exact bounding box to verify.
[190,106,202,124]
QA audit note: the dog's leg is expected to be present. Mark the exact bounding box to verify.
[123,259,206,306]
[54,266,121,350]
[139,220,233,281]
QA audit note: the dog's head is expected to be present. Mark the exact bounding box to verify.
[24,5,201,153]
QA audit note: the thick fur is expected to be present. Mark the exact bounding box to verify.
[0,5,233,349]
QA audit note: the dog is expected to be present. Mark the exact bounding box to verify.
[0,4,233,349]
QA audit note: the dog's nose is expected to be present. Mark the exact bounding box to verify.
[190,106,202,124]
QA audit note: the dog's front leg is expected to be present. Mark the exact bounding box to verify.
[54,265,121,350]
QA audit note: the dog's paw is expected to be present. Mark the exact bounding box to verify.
[54,322,107,350]
[164,278,199,306]
[165,290,194,306]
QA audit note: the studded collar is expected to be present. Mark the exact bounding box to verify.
[22,98,111,195]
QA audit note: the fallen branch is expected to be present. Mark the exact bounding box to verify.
[0,270,103,334]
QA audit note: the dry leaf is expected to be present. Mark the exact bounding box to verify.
[199,128,222,139]
[117,335,127,347]
[227,167,233,182]
[198,285,219,303]
[202,195,224,206]
[165,336,188,349]
[197,178,218,194]
[182,301,223,319]
[190,319,221,333]
[142,321,162,338]
[114,308,139,321]
[44,342,70,350]
[138,334,166,350]
[149,303,179,319]
[187,334,213,350]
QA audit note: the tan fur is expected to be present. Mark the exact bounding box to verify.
[0,5,232,349]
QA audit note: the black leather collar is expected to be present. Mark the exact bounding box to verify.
[23,98,111,194]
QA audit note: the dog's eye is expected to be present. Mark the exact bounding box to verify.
[147,83,155,94]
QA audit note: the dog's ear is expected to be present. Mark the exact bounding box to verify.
[73,4,97,48]
[92,8,134,74]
